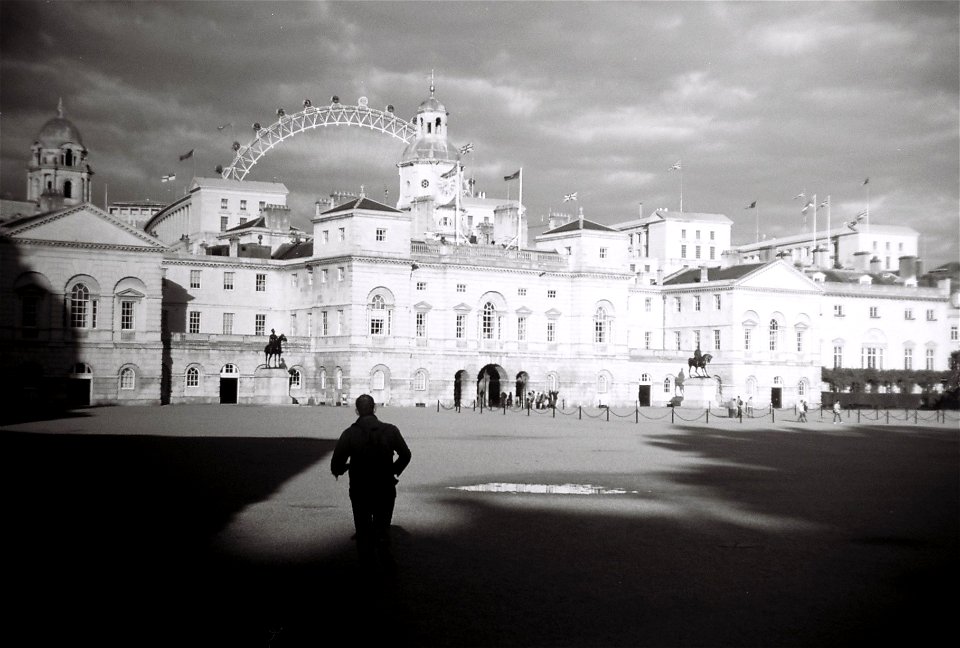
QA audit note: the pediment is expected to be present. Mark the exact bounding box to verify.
[6,204,166,250]
[413,301,432,311]
[545,308,563,318]
[453,302,472,312]
[737,261,821,292]
[116,288,146,299]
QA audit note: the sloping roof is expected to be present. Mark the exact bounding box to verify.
[226,216,266,232]
[543,218,618,235]
[322,196,402,215]
[272,240,314,259]
[817,269,902,285]
[650,210,732,224]
[663,263,766,285]
[191,176,289,193]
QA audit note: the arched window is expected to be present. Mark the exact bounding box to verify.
[372,369,385,390]
[63,180,73,199]
[415,369,427,391]
[335,367,343,390]
[221,364,239,376]
[768,319,779,351]
[369,294,390,336]
[65,149,73,166]
[186,366,200,387]
[119,367,136,390]
[664,376,672,393]
[70,283,93,328]
[597,374,608,393]
[594,306,608,344]
[289,369,302,389]
[319,367,327,390]
[482,302,496,339]
[798,380,806,396]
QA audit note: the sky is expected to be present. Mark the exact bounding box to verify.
[1,0,958,268]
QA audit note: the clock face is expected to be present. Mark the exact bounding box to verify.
[421,179,430,189]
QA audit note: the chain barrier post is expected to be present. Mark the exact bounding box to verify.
[636,406,639,424]
[671,408,675,424]
[857,409,861,423]
[772,408,775,423]
[437,400,440,413]
[503,403,506,415]
[914,410,918,424]
[739,409,742,423]
[553,404,556,418]
[886,410,889,424]
[579,406,582,420]
[706,408,709,424]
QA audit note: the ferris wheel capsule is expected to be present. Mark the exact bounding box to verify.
[386,104,395,113]
[253,122,261,131]
[331,95,340,104]
[215,164,223,174]
[277,107,285,117]
[303,99,312,108]
[232,141,241,151]
[358,96,368,108]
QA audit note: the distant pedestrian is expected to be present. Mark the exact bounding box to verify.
[832,400,842,424]
[331,394,412,565]
[798,400,807,422]
[746,396,754,416]
[736,396,743,418]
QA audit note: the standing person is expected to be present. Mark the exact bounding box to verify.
[798,400,807,422]
[832,400,842,424]
[746,396,754,416]
[736,396,743,418]
[331,394,412,564]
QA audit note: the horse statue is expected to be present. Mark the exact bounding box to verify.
[687,351,713,378]
[264,331,287,368]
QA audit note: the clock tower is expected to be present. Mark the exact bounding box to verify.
[396,80,460,211]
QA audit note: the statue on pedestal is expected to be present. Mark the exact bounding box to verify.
[687,347,713,378]
[263,329,287,368]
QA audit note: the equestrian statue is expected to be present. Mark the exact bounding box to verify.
[687,347,713,378]
[264,329,287,368]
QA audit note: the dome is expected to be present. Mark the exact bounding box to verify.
[417,95,446,114]
[37,116,83,148]
[400,137,460,164]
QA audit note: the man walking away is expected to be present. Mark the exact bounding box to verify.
[798,400,807,422]
[331,394,412,565]
[832,400,843,424]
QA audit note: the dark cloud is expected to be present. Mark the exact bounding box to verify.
[1,0,956,267]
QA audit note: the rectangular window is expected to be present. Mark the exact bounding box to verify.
[645,298,652,312]
[190,270,201,289]
[695,230,701,240]
[321,268,328,283]
[862,346,882,370]
[322,230,329,244]
[926,349,935,370]
[457,283,466,293]
[220,198,228,210]
[694,330,701,349]
[240,199,247,211]
[675,297,681,312]
[834,346,843,369]
[709,247,715,260]
[744,328,752,351]
[189,310,200,334]
[796,330,804,352]
[255,273,266,292]
[675,331,682,351]
[376,228,386,242]
[255,314,266,336]
[338,267,344,281]
[681,229,687,239]
[517,287,527,296]
[644,331,651,349]
[710,231,715,240]
[834,304,844,317]
[546,321,556,343]
[222,312,234,335]
[120,301,135,330]
[714,294,721,309]
[517,316,527,341]
[951,326,958,341]
[321,311,328,336]
[904,348,913,370]
[239,217,247,225]
[223,272,234,290]
[416,281,426,291]
[695,246,701,259]
[681,244,687,258]
[714,329,721,351]
[869,306,879,318]
[291,273,298,288]
[416,312,426,338]
[599,247,608,259]
[220,216,228,232]
[338,227,345,241]
[290,313,297,335]
[307,311,313,336]
[926,309,936,321]
[259,200,265,211]
[905,309,913,320]
[456,314,465,339]
[547,290,556,299]
[694,296,701,312]
[337,310,344,335]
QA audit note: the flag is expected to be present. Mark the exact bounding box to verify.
[504,170,520,181]
[179,149,194,161]
[854,209,867,221]
[746,201,756,209]
[441,165,458,179]
[818,199,830,208]
[162,174,176,182]
[793,192,806,200]
[217,123,232,131]
[669,161,681,171]
[846,219,859,231]
[862,177,869,185]
[459,142,474,155]
[801,200,813,214]
[563,192,578,202]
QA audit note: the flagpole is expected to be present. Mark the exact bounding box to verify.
[517,167,523,248]
[826,195,832,266]
[755,201,759,244]
[865,180,870,234]
[679,164,683,213]
[455,163,462,246]
[812,193,817,263]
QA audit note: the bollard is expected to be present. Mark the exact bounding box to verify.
[886,410,889,424]
[553,405,556,418]
[437,400,440,413]
[636,406,639,424]
[706,408,709,424]
[671,408,675,424]
[914,410,918,424]
[606,407,610,422]
[772,408,775,423]
[503,403,506,415]
[578,405,582,420]
[857,409,861,423]
[739,410,742,423]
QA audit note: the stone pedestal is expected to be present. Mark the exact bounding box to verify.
[251,367,291,405]
[680,376,721,409]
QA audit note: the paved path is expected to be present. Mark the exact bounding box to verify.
[2,405,957,646]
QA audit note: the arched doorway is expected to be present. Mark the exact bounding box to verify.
[67,363,93,408]
[638,373,652,407]
[771,376,783,409]
[453,370,468,407]
[220,363,240,404]
[515,371,529,402]
[477,364,505,407]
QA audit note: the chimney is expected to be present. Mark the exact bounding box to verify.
[699,266,709,283]
[915,258,924,278]
[638,202,643,220]
[656,268,664,286]
[937,278,951,295]
[898,255,917,281]
[853,251,871,272]
[814,246,830,269]
[315,201,321,218]
[869,256,882,273]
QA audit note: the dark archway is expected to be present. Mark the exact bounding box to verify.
[477,364,504,407]
[453,369,468,407]
[516,371,529,401]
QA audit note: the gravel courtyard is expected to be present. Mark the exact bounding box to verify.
[2,404,957,647]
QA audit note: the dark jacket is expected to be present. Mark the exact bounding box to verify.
[331,414,411,488]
